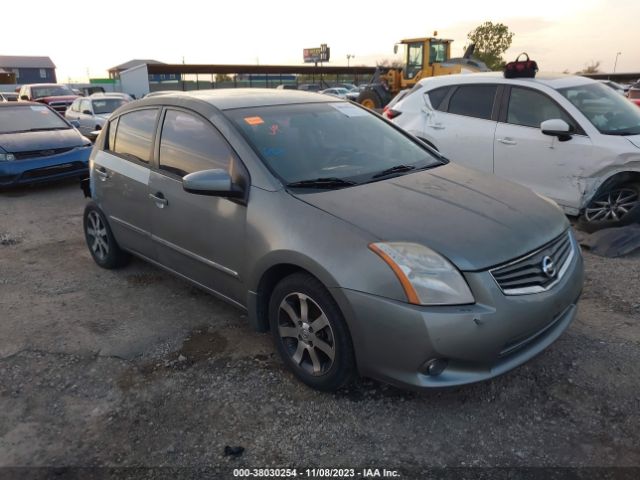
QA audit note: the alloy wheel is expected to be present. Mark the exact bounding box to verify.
[277,292,336,376]
[86,210,109,261]
[584,187,639,222]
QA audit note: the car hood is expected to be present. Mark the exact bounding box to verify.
[0,129,88,153]
[293,163,569,271]
[36,95,78,103]
[625,135,640,150]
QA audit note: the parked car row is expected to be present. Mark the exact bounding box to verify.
[390,73,640,232]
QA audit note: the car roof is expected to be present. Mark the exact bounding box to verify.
[22,83,66,88]
[0,101,44,107]
[87,95,127,100]
[417,72,595,90]
[135,88,338,110]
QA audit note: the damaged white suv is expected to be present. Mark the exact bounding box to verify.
[390,73,640,231]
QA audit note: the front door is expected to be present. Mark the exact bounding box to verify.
[149,108,248,304]
[493,86,594,210]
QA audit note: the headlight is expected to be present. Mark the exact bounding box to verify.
[0,153,15,162]
[369,242,474,305]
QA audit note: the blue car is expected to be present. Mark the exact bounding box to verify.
[0,102,92,188]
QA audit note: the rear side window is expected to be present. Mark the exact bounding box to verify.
[447,85,497,120]
[159,110,233,178]
[113,109,158,163]
[507,87,574,129]
[426,87,449,111]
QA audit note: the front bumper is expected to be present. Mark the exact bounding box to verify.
[335,246,584,389]
[0,146,91,187]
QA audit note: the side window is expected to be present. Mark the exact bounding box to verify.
[447,85,497,120]
[70,99,80,112]
[159,110,234,178]
[113,109,158,163]
[507,87,574,129]
[426,87,449,111]
[107,117,118,151]
[80,99,92,113]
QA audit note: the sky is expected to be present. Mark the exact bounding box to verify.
[4,0,639,82]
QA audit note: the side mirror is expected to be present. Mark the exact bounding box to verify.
[541,119,572,141]
[82,110,92,115]
[183,169,244,198]
[69,120,80,128]
[20,95,29,100]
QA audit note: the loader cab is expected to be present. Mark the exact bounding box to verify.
[396,38,453,84]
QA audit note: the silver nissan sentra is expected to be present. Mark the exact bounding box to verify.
[84,89,583,391]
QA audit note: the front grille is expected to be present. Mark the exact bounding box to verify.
[13,147,74,160]
[48,101,72,112]
[490,232,575,295]
[22,161,86,179]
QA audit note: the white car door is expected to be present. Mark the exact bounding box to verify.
[79,99,94,135]
[423,84,500,173]
[493,86,594,211]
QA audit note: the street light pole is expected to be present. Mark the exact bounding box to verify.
[613,52,621,74]
[347,54,354,67]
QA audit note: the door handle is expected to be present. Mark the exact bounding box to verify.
[430,123,445,130]
[95,166,109,181]
[497,138,517,145]
[149,192,168,208]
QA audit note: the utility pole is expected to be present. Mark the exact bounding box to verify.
[613,52,621,74]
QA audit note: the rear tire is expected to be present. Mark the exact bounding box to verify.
[83,202,130,269]
[577,183,640,233]
[269,273,356,392]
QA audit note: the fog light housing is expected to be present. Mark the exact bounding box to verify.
[420,358,448,376]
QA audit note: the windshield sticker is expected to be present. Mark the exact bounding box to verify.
[244,116,264,126]
[331,103,369,118]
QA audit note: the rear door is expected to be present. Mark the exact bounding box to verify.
[148,108,249,304]
[424,84,500,173]
[92,108,159,258]
[493,86,593,210]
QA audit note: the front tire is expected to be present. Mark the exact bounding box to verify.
[357,89,382,109]
[577,183,640,233]
[269,273,356,391]
[83,202,130,269]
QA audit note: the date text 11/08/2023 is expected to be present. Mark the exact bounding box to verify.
[232,468,402,478]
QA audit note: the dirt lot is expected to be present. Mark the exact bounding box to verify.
[1,181,639,479]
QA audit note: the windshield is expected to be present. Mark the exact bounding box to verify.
[92,98,126,114]
[0,105,69,134]
[226,102,442,186]
[557,83,640,135]
[31,85,75,98]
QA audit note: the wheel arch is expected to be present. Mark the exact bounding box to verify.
[583,170,640,208]
[247,252,344,333]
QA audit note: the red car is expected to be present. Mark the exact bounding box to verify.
[18,83,79,114]
[628,83,640,107]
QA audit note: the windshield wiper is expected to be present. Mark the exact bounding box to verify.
[28,127,69,132]
[371,164,416,179]
[286,177,358,189]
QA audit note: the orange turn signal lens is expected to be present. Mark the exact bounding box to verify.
[369,243,420,305]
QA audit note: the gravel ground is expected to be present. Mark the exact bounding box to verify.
[0,181,639,479]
